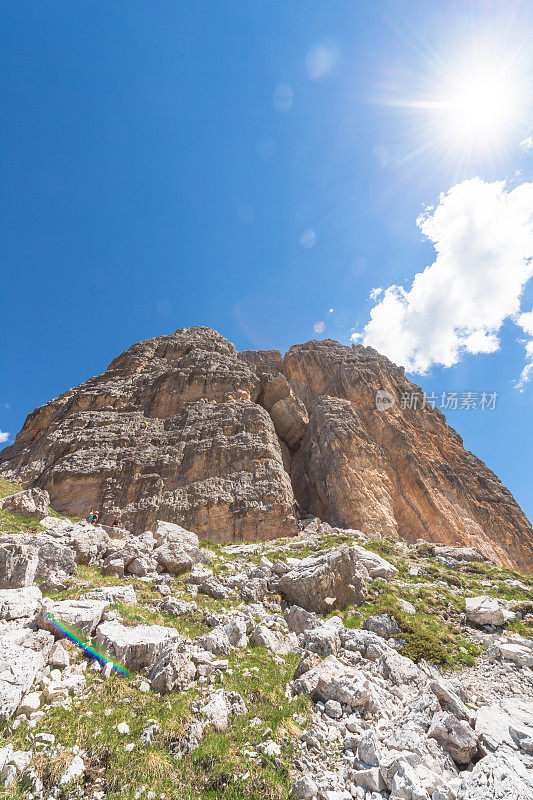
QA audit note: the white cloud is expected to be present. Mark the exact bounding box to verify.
[0,431,9,444]
[369,286,383,301]
[356,178,533,375]
[516,307,533,389]
[520,136,533,152]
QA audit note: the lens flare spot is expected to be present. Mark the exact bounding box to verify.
[314,321,325,333]
[273,83,293,112]
[305,43,339,81]
[300,229,316,249]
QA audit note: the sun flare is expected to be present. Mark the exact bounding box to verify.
[378,36,532,166]
[440,67,521,150]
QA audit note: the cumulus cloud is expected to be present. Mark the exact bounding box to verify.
[520,136,533,152]
[355,178,533,376]
[0,431,9,444]
[516,307,533,390]
[369,286,383,301]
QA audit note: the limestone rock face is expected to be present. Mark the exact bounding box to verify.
[0,328,296,542]
[284,339,533,571]
[1,328,532,567]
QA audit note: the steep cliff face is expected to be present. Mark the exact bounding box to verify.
[1,327,532,568]
[284,340,533,570]
[0,328,296,541]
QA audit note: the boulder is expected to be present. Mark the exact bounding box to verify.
[91,584,137,605]
[2,533,78,581]
[278,545,367,615]
[293,653,370,709]
[362,614,401,639]
[148,643,196,693]
[196,627,231,657]
[48,642,70,669]
[340,627,391,661]
[433,545,487,563]
[284,605,321,634]
[475,699,533,754]
[0,586,42,621]
[429,679,473,723]
[96,620,179,671]
[58,754,85,786]
[293,651,322,680]
[357,729,381,766]
[465,596,515,627]
[352,767,386,793]
[250,624,293,655]
[397,598,416,614]
[17,691,41,717]
[455,750,533,799]
[427,711,478,765]
[198,576,230,601]
[61,522,109,565]
[126,556,156,577]
[153,543,195,575]
[38,598,110,636]
[0,487,50,520]
[0,642,44,720]
[316,667,370,709]
[497,641,533,668]
[351,544,398,580]
[0,543,38,589]
[240,577,268,603]
[155,520,200,549]
[225,618,247,648]
[379,649,426,688]
[290,776,319,800]
[186,565,213,585]
[302,620,342,657]
[201,689,247,730]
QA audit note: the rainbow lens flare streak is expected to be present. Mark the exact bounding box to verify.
[45,613,130,677]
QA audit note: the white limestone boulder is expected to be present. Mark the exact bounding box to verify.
[38,598,110,636]
[278,545,367,615]
[466,596,516,627]
[96,620,179,671]
[0,543,38,589]
[0,487,50,520]
[0,586,42,621]
[351,544,398,580]
[0,642,45,721]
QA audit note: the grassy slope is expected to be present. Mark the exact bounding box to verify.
[1,511,532,797]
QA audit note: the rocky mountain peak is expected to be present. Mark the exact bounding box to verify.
[1,327,532,570]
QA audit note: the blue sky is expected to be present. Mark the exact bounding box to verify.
[1,2,532,521]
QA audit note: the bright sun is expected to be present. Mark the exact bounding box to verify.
[441,68,520,150]
[380,36,532,164]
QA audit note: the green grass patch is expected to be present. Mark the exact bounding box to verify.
[1,647,309,800]
[0,477,22,498]
[342,578,480,668]
[0,508,44,534]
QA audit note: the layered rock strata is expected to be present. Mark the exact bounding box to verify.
[1,327,532,568]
